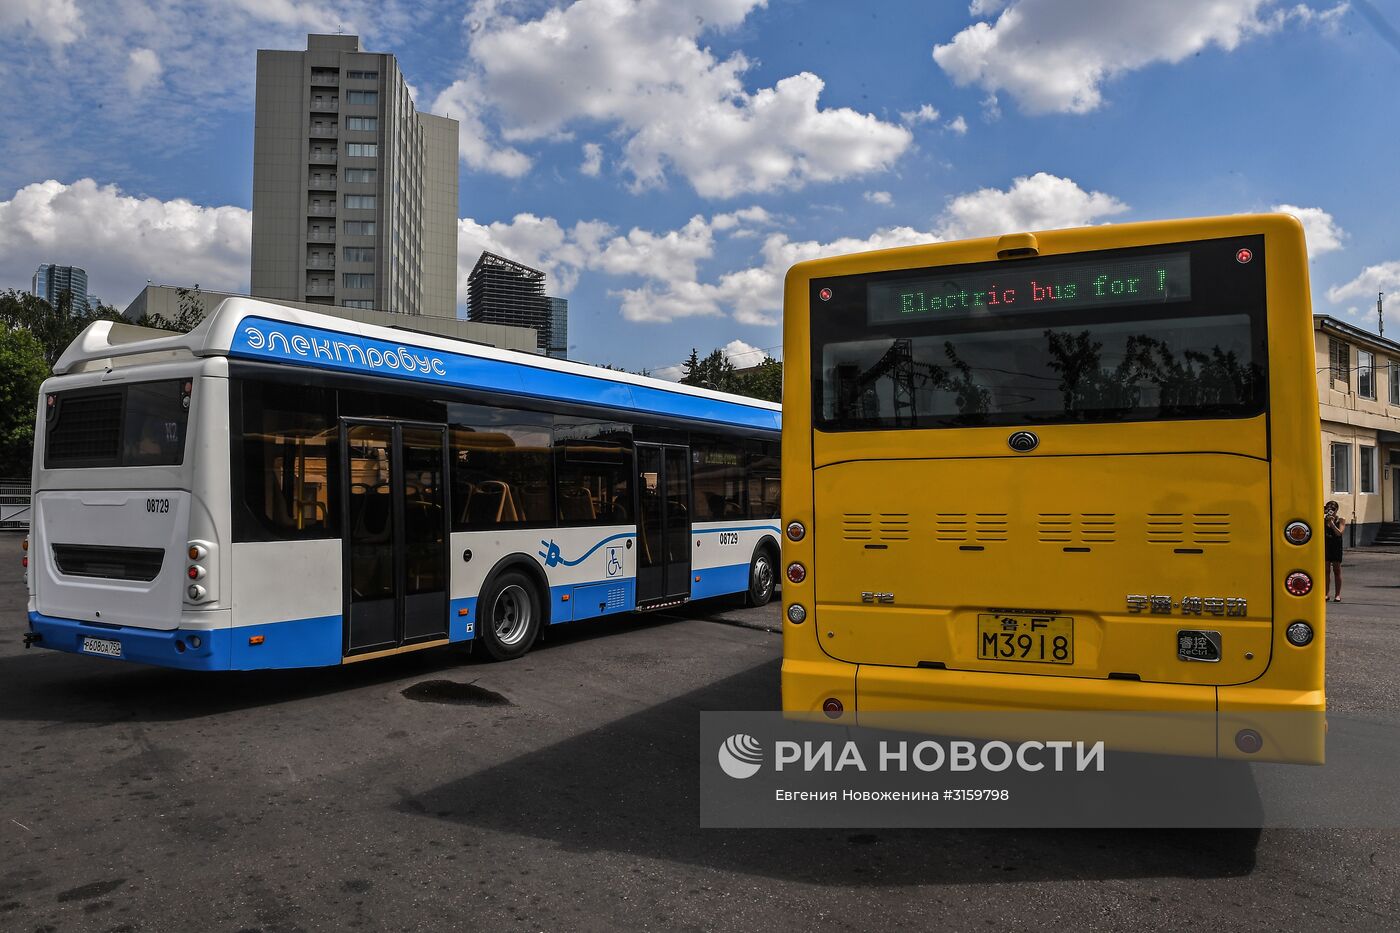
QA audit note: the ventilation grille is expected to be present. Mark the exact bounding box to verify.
[1038,513,1117,544]
[842,513,910,542]
[52,544,164,582]
[47,393,122,465]
[605,586,626,610]
[934,512,1008,543]
[1147,513,1232,546]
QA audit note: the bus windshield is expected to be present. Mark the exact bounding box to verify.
[812,236,1267,430]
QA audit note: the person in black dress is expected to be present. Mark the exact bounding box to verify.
[1324,501,1346,601]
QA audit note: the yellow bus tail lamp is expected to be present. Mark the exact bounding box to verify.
[1284,521,1311,545]
[786,562,806,584]
[1286,622,1314,647]
[822,698,844,719]
[786,521,805,542]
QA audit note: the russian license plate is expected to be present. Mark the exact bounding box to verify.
[81,636,122,659]
[977,614,1074,664]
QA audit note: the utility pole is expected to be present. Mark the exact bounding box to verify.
[1380,291,1386,339]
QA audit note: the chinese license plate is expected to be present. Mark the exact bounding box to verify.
[977,614,1074,664]
[81,636,122,659]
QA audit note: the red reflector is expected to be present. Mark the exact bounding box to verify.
[21,556,28,568]
[1285,571,1312,596]
[786,562,806,584]
[822,698,844,719]
[187,566,199,579]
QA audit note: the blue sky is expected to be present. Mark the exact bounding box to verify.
[1,0,1397,376]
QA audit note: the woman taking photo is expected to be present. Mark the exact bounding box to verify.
[1324,501,1347,601]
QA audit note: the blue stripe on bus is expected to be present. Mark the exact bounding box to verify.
[228,316,782,432]
[691,562,752,601]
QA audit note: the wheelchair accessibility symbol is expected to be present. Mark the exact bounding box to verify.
[605,546,623,578]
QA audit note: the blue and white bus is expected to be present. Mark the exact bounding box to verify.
[24,299,781,670]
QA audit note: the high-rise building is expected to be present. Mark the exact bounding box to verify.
[545,296,568,359]
[31,264,89,313]
[467,252,549,353]
[250,34,458,317]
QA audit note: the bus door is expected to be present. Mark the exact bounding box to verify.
[341,419,451,657]
[635,443,692,606]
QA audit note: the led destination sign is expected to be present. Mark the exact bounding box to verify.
[866,252,1192,325]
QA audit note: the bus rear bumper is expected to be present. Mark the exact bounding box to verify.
[783,657,1324,763]
[28,611,230,671]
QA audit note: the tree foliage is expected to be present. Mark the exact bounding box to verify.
[0,328,52,477]
[679,347,782,403]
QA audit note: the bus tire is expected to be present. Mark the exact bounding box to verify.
[746,543,777,607]
[478,570,542,661]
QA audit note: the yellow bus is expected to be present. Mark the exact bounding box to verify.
[780,215,1324,763]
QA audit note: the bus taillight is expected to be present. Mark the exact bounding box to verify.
[786,521,805,542]
[1285,571,1312,596]
[1284,521,1311,545]
[822,698,843,718]
[786,562,806,584]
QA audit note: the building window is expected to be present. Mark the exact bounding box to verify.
[342,300,374,309]
[344,194,376,210]
[347,90,378,105]
[1329,338,1350,384]
[343,247,375,263]
[347,116,378,131]
[347,70,378,80]
[1331,442,1352,494]
[344,168,376,184]
[1358,349,1376,399]
[1361,445,1378,494]
[343,273,375,289]
[344,221,376,235]
[1390,361,1399,405]
[346,143,378,157]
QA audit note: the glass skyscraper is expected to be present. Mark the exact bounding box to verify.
[31,264,90,313]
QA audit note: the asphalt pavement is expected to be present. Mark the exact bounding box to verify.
[1,538,1397,932]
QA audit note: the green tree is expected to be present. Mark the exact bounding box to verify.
[0,289,124,366]
[0,328,51,477]
[737,356,782,403]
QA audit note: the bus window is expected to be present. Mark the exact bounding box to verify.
[746,441,780,519]
[692,439,746,521]
[449,406,553,530]
[233,380,338,541]
[554,419,633,525]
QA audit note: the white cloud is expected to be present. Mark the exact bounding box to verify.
[934,0,1349,115]
[900,103,941,124]
[1326,261,1400,306]
[864,191,893,206]
[0,179,251,304]
[434,0,911,195]
[936,172,1127,239]
[1270,203,1346,259]
[0,0,83,47]
[125,48,163,94]
[721,338,771,367]
[454,174,1124,328]
[579,142,603,177]
[946,114,969,134]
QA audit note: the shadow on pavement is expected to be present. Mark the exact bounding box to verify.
[403,659,1262,885]
[0,608,690,724]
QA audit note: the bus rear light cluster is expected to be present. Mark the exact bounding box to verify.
[786,562,806,584]
[1284,571,1313,597]
[186,541,209,602]
[787,603,807,624]
[822,698,844,719]
[181,381,193,410]
[1284,521,1311,545]
[786,521,806,542]
[20,536,27,569]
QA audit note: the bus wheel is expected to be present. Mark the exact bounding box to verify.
[747,547,776,607]
[479,571,541,661]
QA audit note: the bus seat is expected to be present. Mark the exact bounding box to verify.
[520,483,552,522]
[559,485,596,521]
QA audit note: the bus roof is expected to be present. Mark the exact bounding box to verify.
[52,297,781,432]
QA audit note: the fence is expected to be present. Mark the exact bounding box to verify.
[0,479,30,531]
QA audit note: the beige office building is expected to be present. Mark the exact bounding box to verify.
[1314,315,1400,546]
[251,34,458,318]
